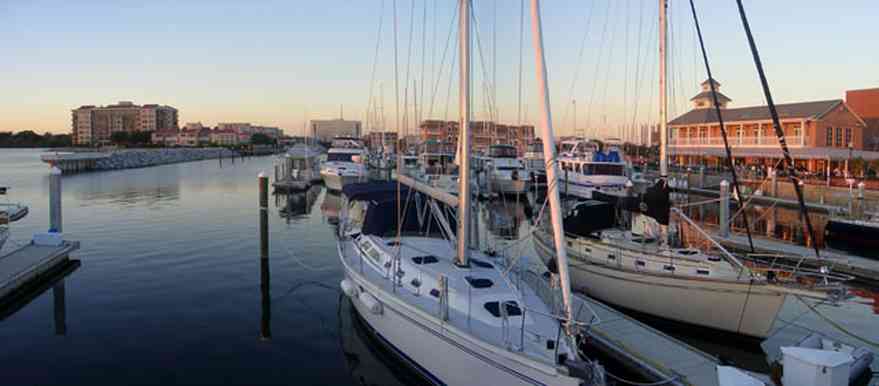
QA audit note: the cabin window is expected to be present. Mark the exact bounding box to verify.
[635,260,646,267]
[696,269,710,276]
[412,255,439,265]
[484,301,522,318]
[387,240,400,246]
[411,278,422,287]
[465,277,494,289]
[471,258,494,269]
[707,256,721,262]
[607,254,616,261]
[429,289,440,298]
[663,265,676,272]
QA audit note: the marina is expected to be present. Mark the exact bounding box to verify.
[3,0,879,384]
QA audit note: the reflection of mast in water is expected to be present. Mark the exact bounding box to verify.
[260,256,271,340]
[337,296,425,386]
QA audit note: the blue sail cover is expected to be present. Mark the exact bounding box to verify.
[342,182,456,238]
[592,150,621,163]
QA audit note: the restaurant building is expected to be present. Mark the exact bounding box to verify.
[668,79,876,175]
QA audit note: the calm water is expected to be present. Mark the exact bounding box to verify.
[1,149,877,385]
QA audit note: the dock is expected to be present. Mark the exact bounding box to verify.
[0,241,80,302]
[572,294,743,386]
[40,152,110,173]
[715,231,879,283]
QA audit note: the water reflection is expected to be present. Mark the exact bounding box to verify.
[482,198,528,240]
[0,259,80,335]
[338,296,425,386]
[321,190,342,225]
[66,166,182,207]
[277,184,322,221]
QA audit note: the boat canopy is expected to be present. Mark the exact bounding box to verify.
[592,150,621,163]
[342,182,456,238]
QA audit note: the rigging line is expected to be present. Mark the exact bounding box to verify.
[393,0,403,265]
[492,0,498,124]
[622,0,630,142]
[628,0,645,134]
[561,0,596,135]
[735,0,821,259]
[688,0,755,253]
[471,8,498,124]
[427,2,460,121]
[517,0,525,125]
[401,0,417,135]
[365,0,386,133]
[419,0,427,126]
[585,0,613,137]
[443,30,459,122]
[598,0,622,139]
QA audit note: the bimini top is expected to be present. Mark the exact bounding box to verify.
[342,181,410,202]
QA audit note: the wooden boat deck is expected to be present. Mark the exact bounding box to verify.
[0,241,80,301]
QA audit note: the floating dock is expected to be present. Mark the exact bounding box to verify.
[0,241,80,302]
[716,232,879,284]
[571,294,756,386]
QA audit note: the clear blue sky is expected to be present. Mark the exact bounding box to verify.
[1,0,877,140]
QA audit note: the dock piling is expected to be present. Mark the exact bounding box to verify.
[49,167,63,232]
[258,172,271,340]
[719,180,730,237]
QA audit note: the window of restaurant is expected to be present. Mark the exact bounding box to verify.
[845,128,852,147]
[826,128,833,146]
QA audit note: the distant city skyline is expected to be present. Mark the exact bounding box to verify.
[2,0,877,140]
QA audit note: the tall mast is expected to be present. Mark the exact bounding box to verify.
[659,0,668,178]
[455,0,472,267]
[530,0,573,332]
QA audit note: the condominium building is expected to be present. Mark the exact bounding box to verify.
[72,101,178,145]
[311,119,362,143]
[365,131,398,153]
[418,120,535,155]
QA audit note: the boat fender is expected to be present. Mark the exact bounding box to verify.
[340,279,358,298]
[359,292,383,315]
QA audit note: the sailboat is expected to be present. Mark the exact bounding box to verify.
[533,0,846,339]
[337,1,605,384]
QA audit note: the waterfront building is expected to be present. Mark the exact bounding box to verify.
[177,128,212,147]
[151,130,179,146]
[364,131,397,153]
[210,129,239,146]
[72,101,178,145]
[846,88,879,150]
[310,119,362,143]
[418,120,534,155]
[668,80,877,174]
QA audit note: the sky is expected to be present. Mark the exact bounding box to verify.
[1,0,877,140]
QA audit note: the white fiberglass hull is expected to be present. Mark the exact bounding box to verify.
[533,234,786,338]
[339,245,583,386]
[488,178,529,195]
[322,172,364,191]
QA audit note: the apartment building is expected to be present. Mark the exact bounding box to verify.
[72,101,178,145]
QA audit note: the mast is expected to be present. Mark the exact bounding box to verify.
[529,0,574,332]
[455,0,472,267]
[658,0,668,178]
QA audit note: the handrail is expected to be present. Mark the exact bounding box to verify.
[671,207,751,277]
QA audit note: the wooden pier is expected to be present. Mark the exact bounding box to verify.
[0,241,80,302]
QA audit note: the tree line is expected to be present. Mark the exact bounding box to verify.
[0,131,72,148]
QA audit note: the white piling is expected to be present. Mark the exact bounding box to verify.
[719,180,730,237]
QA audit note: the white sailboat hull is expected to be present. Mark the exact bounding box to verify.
[340,247,583,386]
[533,234,786,338]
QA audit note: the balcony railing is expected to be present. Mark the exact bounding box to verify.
[670,135,806,148]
